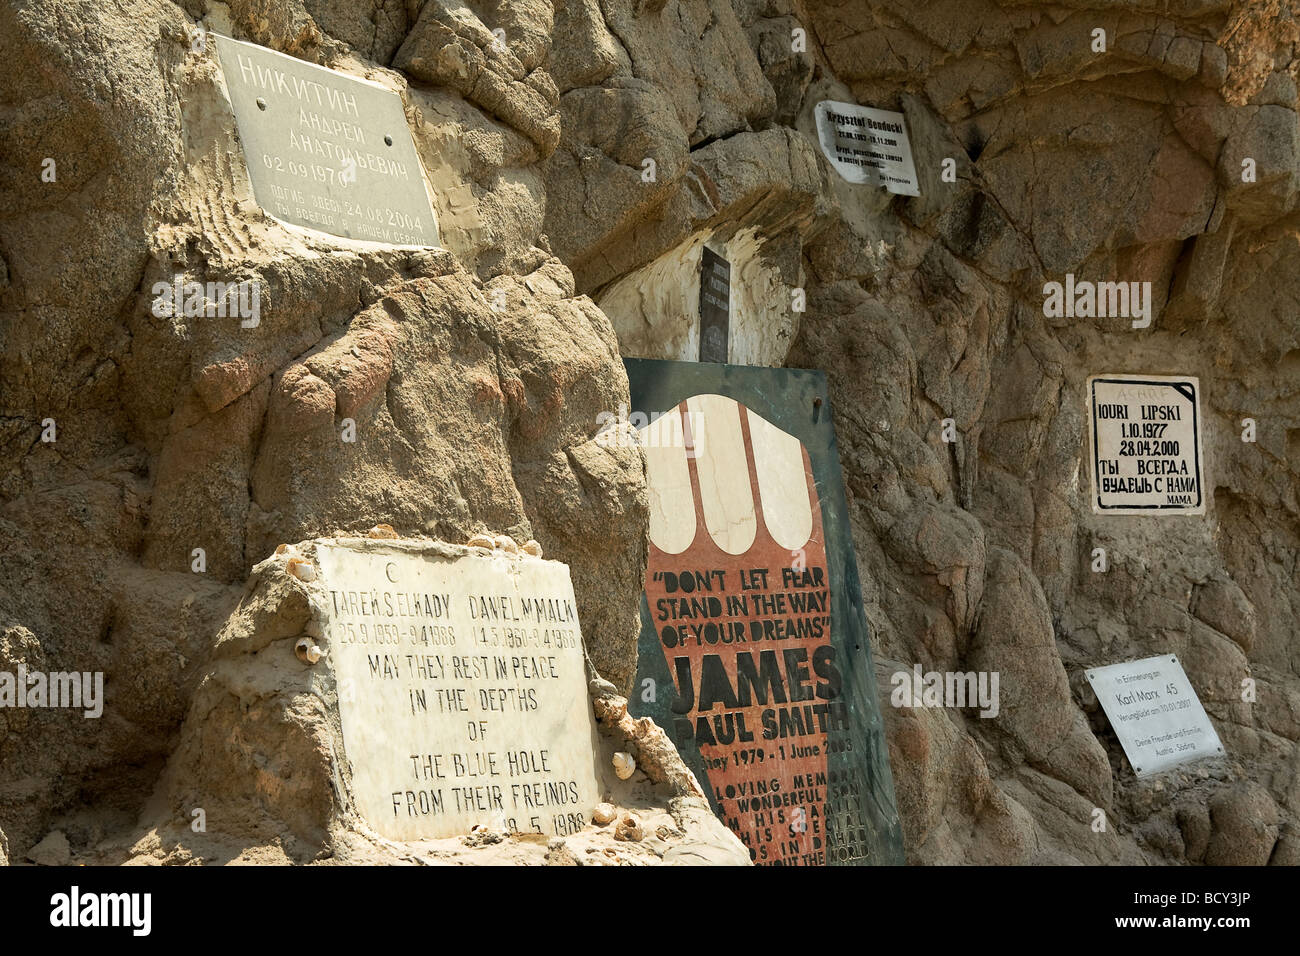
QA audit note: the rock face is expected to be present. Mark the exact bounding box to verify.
[0,0,1297,865]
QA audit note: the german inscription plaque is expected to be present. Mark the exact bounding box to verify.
[214,34,440,246]
[1086,655,1224,776]
[316,543,601,840]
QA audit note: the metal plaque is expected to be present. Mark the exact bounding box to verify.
[1086,655,1224,776]
[814,100,920,196]
[622,359,905,866]
[699,247,731,363]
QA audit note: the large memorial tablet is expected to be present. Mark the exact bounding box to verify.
[315,543,601,840]
[214,34,440,247]
[699,247,731,363]
[1085,655,1224,776]
[625,359,904,866]
[1087,374,1205,514]
[814,101,919,196]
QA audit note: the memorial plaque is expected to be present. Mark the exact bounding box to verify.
[699,247,731,363]
[214,34,440,247]
[1085,655,1224,776]
[315,543,602,840]
[1088,374,1205,514]
[625,359,904,866]
[814,100,920,196]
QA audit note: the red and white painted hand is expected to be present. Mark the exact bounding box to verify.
[640,395,837,865]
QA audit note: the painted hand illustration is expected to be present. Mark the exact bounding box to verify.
[640,395,840,865]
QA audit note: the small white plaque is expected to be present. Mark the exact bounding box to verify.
[1086,655,1224,777]
[1087,375,1206,515]
[316,543,602,840]
[814,100,920,196]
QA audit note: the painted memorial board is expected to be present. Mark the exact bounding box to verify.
[814,100,920,196]
[1087,375,1205,514]
[1085,655,1224,776]
[214,34,440,246]
[315,543,602,840]
[623,359,905,866]
[699,247,731,363]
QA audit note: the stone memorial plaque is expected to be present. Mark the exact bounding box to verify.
[214,34,440,247]
[315,543,602,840]
[699,247,731,363]
[1088,374,1205,514]
[814,100,919,196]
[625,359,905,866]
[1086,655,1224,776]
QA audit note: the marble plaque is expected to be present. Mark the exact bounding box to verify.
[1088,375,1205,514]
[315,543,602,840]
[1086,655,1224,776]
[814,100,919,196]
[214,34,440,247]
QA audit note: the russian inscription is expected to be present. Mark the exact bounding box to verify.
[214,34,440,246]
[1088,375,1205,514]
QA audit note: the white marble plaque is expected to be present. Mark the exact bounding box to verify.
[1086,655,1224,777]
[814,100,919,196]
[214,34,439,247]
[1088,375,1205,515]
[315,543,602,840]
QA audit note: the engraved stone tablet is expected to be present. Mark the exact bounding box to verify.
[315,543,601,840]
[214,34,440,247]
[1088,374,1205,514]
[699,247,731,363]
[814,100,920,196]
[1086,655,1224,776]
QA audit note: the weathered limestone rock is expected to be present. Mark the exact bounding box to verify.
[3,0,1298,869]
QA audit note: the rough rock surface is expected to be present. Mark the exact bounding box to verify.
[1,0,1297,865]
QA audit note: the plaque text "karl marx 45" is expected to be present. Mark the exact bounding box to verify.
[215,34,440,247]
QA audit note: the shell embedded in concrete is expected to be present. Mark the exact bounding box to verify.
[612,751,636,780]
[286,557,317,582]
[592,802,616,825]
[613,813,643,841]
[294,637,324,664]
